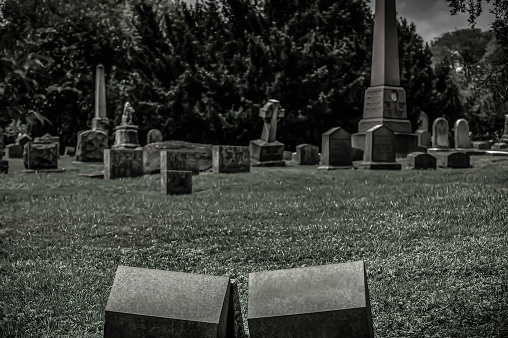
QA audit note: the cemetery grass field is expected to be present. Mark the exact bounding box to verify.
[1,156,507,338]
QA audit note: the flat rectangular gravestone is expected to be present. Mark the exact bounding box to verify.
[438,151,470,168]
[247,261,374,338]
[104,149,144,180]
[212,145,250,173]
[360,125,401,170]
[406,152,436,170]
[161,170,192,194]
[318,127,355,169]
[161,150,200,175]
[104,266,244,338]
[295,144,320,165]
[23,142,58,170]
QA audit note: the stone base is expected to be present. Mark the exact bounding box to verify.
[359,161,401,170]
[427,148,451,156]
[112,125,140,150]
[351,147,364,161]
[358,118,412,133]
[250,159,285,167]
[360,86,410,133]
[317,165,356,170]
[406,152,436,170]
[352,132,417,158]
[21,168,66,173]
[91,117,109,132]
[472,141,491,150]
[75,129,109,162]
[77,172,104,178]
[492,143,508,150]
[0,160,8,174]
[249,139,284,162]
[485,150,508,157]
[454,148,487,156]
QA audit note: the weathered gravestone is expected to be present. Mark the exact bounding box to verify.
[161,150,200,175]
[247,261,374,338]
[104,266,245,338]
[161,170,192,195]
[75,129,109,162]
[431,118,450,149]
[23,142,58,170]
[147,129,163,144]
[249,99,285,166]
[6,144,22,158]
[318,127,355,170]
[104,149,144,180]
[415,111,431,149]
[454,119,472,149]
[438,151,470,168]
[295,144,320,165]
[0,128,7,174]
[112,102,140,150]
[34,133,60,157]
[360,125,401,170]
[406,152,436,170]
[144,141,212,174]
[212,146,250,173]
[492,114,508,150]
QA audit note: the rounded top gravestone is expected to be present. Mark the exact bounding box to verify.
[432,118,450,148]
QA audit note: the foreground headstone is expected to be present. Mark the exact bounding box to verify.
[143,141,212,174]
[248,261,374,338]
[161,150,200,175]
[454,119,472,148]
[104,149,143,179]
[438,151,470,168]
[249,99,285,166]
[318,127,355,169]
[360,125,401,170]
[295,144,320,165]
[112,102,140,150]
[212,146,250,173]
[104,266,244,338]
[415,111,431,149]
[23,142,58,170]
[6,144,22,158]
[75,129,109,162]
[147,129,163,144]
[406,152,436,169]
[161,170,192,194]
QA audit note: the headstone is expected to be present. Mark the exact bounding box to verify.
[472,141,491,150]
[0,128,7,174]
[249,99,285,166]
[91,64,110,131]
[143,141,212,174]
[23,142,58,170]
[104,149,144,179]
[212,145,250,173]
[454,119,472,148]
[104,266,245,338]
[75,129,109,162]
[282,151,293,161]
[34,133,60,156]
[360,125,401,170]
[295,144,320,165]
[406,152,436,169]
[6,144,22,158]
[415,111,431,149]
[16,133,32,149]
[318,127,355,169]
[147,129,163,144]
[431,118,450,148]
[63,146,75,157]
[247,261,374,338]
[161,150,200,175]
[438,151,470,168]
[112,102,141,150]
[161,170,192,194]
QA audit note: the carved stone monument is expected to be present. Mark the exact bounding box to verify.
[454,119,472,149]
[492,114,508,150]
[23,142,58,170]
[104,266,245,337]
[351,0,417,157]
[104,149,144,180]
[318,127,355,170]
[147,129,163,144]
[112,102,141,150]
[406,152,436,170]
[161,170,192,195]
[34,133,60,156]
[360,125,401,170]
[415,111,431,150]
[249,99,285,166]
[212,145,250,173]
[247,261,374,338]
[75,64,110,162]
[295,144,320,165]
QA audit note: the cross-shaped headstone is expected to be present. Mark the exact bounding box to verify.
[259,99,284,143]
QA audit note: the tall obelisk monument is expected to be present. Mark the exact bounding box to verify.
[352,0,417,157]
[91,64,109,131]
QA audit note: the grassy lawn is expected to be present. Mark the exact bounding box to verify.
[1,155,507,337]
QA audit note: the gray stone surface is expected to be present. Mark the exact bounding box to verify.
[104,266,241,338]
[249,99,285,165]
[161,150,200,175]
[295,144,320,165]
[431,118,450,148]
[360,125,401,170]
[161,170,192,194]
[112,102,140,150]
[104,149,144,180]
[318,127,355,169]
[406,152,436,169]
[212,145,250,173]
[247,261,374,338]
[23,142,58,170]
[75,129,109,162]
[34,133,60,156]
[6,144,22,158]
[454,119,471,148]
[438,151,470,168]
[143,141,212,174]
[147,129,163,144]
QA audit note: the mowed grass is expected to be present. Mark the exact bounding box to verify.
[1,155,507,337]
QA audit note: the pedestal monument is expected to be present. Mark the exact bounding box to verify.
[75,64,110,162]
[352,0,417,158]
[112,102,140,150]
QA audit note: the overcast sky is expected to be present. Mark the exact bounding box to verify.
[182,0,495,43]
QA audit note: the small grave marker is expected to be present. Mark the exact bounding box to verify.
[161,170,192,194]
[454,119,472,148]
[212,145,250,173]
[160,150,200,175]
[295,144,320,165]
[438,151,470,168]
[318,127,355,169]
[147,129,163,144]
[104,149,144,179]
[406,152,436,169]
[23,142,58,170]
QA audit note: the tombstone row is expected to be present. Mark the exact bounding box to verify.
[104,261,374,338]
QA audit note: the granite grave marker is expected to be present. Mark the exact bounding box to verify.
[406,152,436,170]
[360,125,401,170]
[104,149,144,179]
[212,145,250,173]
[160,150,200,175]
[161,170,192,195]
[23,142,58,170]
[318,127,355,170]
[295,144,320,165]
[454,119,472,149]
[438,151,470,168]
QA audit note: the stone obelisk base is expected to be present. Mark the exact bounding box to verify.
[249,139,285,167]
[91,117,109,132]
[352,132,417,159]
